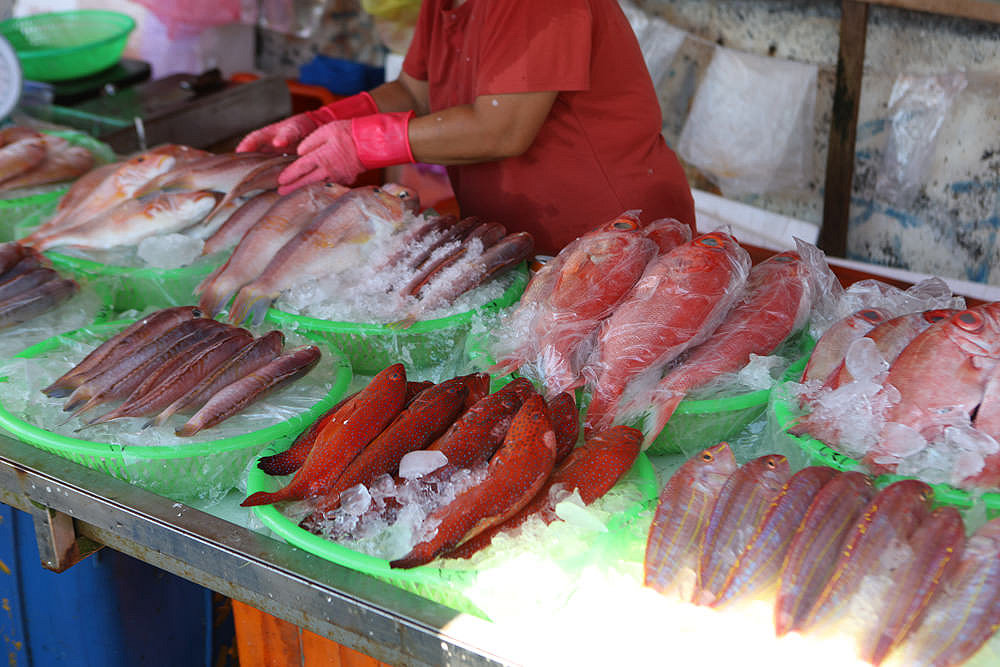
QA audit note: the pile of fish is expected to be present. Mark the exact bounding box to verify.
[0,241,78,329]
[789,300,1000,489]
[644,443,1000,666]
[492,212,814,446]
[18,145,293,253]
[41,305,321,437]
[242,363,642,568]
[196,183,534,326]
[0,126,96,194]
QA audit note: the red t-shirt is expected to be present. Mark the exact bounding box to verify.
[402,0,695,255]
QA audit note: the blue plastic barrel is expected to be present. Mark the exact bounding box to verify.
[0,505,229,667]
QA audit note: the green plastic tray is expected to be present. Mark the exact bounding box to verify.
[0,10,135,82]
[0,129,116,242]
[0,319,352,500]
[248,446,658,619]
[770,392,1000,518]
[266,262,530,375]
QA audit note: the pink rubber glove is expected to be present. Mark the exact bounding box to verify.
[277,111,415,194]
[236,91,379,153]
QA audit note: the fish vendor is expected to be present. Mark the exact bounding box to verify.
[236,0,695,255]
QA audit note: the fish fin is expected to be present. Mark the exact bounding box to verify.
[239,490,288,507]
[175,422,200,437]
[228,287,274,326]
[198,285,238,318]
[487,356,523,378]
[387,314,418,330]
[42,383,73,398]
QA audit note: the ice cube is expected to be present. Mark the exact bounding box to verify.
[138,234,204,268]
[399,450,449,479]
[339,484,372,516]
[944,424,1000,456]
[880,422,927,457]
[737,353,782,390]
[554,490,608,533]
[843,337,889,383]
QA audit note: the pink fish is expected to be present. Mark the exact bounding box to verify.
[0,135,95,193]
[0,133,46,184]
[800,307,893,385]
[644,442,738,599]
[582,231,751,434]
[200,190,281,256]
[491,213,658,394]
[621,251,812,447]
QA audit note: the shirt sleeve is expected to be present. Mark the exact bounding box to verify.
[475,0,592,96]
[401,0,436,81]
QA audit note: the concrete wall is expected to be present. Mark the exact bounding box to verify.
[633,0,1000,285]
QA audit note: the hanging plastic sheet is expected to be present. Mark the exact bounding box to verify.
[131,0,257,38]
[876,72,968,209]
[618,1,686,89]
[259,0,330,39]
[677,46,818,197]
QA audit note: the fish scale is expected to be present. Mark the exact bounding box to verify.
[448,424,642,560]
[695,454,791,606]
[240,363,408,506]
[774,471,876,636]
[644,442,738,599]
[305,378,470,520]
[546,392,580,463]
[389,393,557,569]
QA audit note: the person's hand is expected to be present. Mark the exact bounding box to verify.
[236,91,380,154]
[277,111,416,195]
[277,120,365,194]
[235,113,319,153]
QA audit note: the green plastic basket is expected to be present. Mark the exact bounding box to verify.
[248,446,658,619]
[0,319,352,500]
[770,391,1000,519]
[266,262,531,375]
[0,129,116,242]
[0,10,135,82]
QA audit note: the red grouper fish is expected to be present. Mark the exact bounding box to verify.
[176,344,322,437]
[240,363,408,506]
[582,231,751,435]
[694,454,792,606]
[823,309,957,391]
[858,506,965,666]
[711,466,839,609]
[774,471,876,636]
[303,377,470,521]
[620,251,813,448]
[256,380,433,477]
[425,377,537,470]
[227,185,419,326]
[894,516,1000,667]
[490,212,658,394]
[447,424,643,560]
[644,442,738,599]
[546,391,580,463]
[865,302,1000,476]
[389,393,557,569]
[796,479,933,637]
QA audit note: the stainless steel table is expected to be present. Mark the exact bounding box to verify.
[0,432,517,667]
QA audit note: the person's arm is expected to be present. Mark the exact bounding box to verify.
[368,72,431,116]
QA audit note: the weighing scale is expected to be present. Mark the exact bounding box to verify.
[0,34,22,121]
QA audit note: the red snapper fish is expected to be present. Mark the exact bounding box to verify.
[641,217,692,255]
[227,185,418,325]
[644,442,738,599]
[800,307,893,386]
[582,231,751,434]
[621,251,812,447]
[490,212,658,395]
[865,302,1000,474]
[389,393,557,569]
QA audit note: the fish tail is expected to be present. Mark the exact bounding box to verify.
[387,314,418,330]
[175,421,202,437]
[487,356,523,378]
[42,380,75,398]
[197,283,238,318]
[629,391,683,450]
[240,488,292,507]
[228,287,274,326]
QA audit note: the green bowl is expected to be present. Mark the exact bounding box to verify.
[266,262,530,375]
[0,10,135,81]
[770,391,1000,519]
[248,445,658,619]
[0,129,116,242]
[0,319,352,500]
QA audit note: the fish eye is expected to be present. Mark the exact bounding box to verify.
[696,235,721,247]
[192,308,203,317]
[859,309,885,323]
[771,255,794,262]
[612,219,638,231]
[135,156,145,163]
[924,310,950,323]
[701,451,714,462]
[373,187,381,193]
[766,457,777,468]
[954,310,984,332]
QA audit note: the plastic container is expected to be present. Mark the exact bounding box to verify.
[770,390,1000,519]
[0,128,117,242]
[247,446,658,619]
[266,262,530,376]
[0,505,226,667]
[0,10,136,82]
[0,319,352,500]
[14,213,225,313]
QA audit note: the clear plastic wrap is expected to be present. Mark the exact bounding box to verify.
[677,46,818,196]
[582,229,752,433]
[618,1,686,90]
[876,72,968,209]
[0,281,104,360]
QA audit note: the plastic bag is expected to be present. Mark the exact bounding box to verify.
[131,0,256,38]
[876,72,968,209]
[618,1,686,90]
[677,46,818,197]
